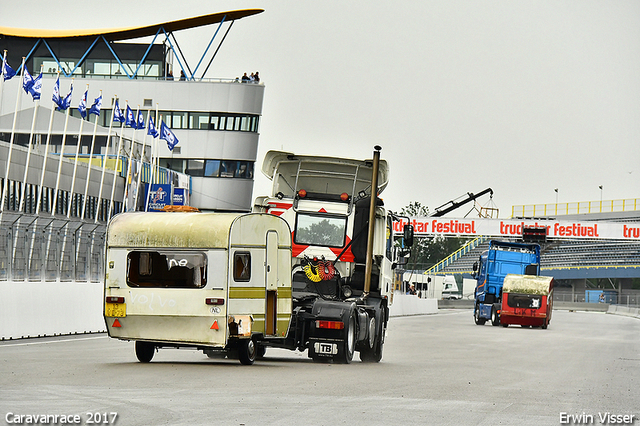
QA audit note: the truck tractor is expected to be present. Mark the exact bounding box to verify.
[254,146,412,363]
[472,240,541,326]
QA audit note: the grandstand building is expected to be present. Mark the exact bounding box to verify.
[424,200,640,305]
[0,9,265,283]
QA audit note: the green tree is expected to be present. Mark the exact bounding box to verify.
[399,201,469,271]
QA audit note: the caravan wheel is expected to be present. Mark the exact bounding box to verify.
[239,339,256,365]
[135,341,155,363]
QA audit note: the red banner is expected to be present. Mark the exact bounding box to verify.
[393,217,640,240]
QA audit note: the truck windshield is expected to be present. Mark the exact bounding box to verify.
[294,213,347,248]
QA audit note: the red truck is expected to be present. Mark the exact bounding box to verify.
[500,274,554,329]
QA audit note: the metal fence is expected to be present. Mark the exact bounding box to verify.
[553,291,640,307]
[0,212,105,282]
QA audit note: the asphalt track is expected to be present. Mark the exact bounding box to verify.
[1,309,638,426]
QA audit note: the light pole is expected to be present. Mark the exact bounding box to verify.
[599,185,603,211]
[554,188,558,204]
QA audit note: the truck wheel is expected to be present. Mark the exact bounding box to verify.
[135,341,155,363]
[338,312,356,364]
[239,339,256,365]
[474,306,486,325]
[256,345,267,359]
[360,308,386,363]
[491,306,500,326]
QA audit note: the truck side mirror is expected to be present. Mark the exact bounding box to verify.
[403,224,414,247]
[472,261,478,278]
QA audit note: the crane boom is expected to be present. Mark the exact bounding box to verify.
[431,188,493,217]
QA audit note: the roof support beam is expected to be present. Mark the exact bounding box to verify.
[131,27,163,79]
[191,15,226,80]
[70,36,100,76]
[21,39,41,73]
[101,36,131,79]
[170,32,193,79]
[41,39,67,77]
[201,21,234,81]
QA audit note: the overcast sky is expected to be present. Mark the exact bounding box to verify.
[3,1,639,217]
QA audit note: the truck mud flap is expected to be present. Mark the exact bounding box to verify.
[308,337,344,360]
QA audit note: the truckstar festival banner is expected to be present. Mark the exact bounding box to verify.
[392,217,640,241]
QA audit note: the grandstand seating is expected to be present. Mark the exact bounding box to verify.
[433,238,640,278]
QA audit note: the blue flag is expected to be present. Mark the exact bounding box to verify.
[125,105,136,128]
[58,83,73,110]
[113,100,125,123]
[136,110,145,130]
[28,71,42,101]
[3,60,16,81]
[78,90,88,119]
[160,120,179,150]
[88,95,102,116]
[52,77,61,106]
[22,67,34,93]
[147,116,159,138]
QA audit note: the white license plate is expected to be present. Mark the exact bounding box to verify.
[314,342,338,355]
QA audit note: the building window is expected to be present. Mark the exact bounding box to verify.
[204,160,221,177]
[186,160,204,177]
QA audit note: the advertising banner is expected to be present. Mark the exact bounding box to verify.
[173,188,187,206]
[393,217,640,241]
[147,184,171,211]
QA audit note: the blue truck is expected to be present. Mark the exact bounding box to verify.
[472,240,541,326]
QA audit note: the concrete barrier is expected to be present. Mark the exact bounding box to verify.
[0,281,105,340]
[389,292,438,317]
[607,305,640,319]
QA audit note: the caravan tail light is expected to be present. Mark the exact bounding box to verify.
[205,298,225,306]
[316,320,344,330]
[106,296,125,303]
[298,189,307,198]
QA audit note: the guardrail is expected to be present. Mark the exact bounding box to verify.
[512,198,640,217]
[425,236,488,275]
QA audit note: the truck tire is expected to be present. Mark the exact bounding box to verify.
[256,345,267,359]
[474,306,486,325]
[360,307,386,363]
[239,339,256,365]
[337,311,356,364]
[491,305,500,326]
[135,341,155,363]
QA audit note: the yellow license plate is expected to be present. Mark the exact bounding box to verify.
[105,302,126,317]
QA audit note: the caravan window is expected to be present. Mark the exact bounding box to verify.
[127,251,207,288]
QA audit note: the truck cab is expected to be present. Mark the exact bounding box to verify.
[254,148,408,363]
[472,240,541,326]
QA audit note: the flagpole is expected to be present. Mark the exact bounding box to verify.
[95,96,118,224]
[67,84,88,219]
[0,50,8,117]
[107,100,128,221]
[134,110,149,211]
[122,105,139,211]
[51,78,73,217]
[35,70,60,216]
[82,90,101,221]
[1,57,26,213]
[17,64,43,213]
[144,105,159,212]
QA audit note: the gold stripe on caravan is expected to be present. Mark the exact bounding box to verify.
[229,287,266,299]
[278,287,292,299]
[229,287,293,299]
